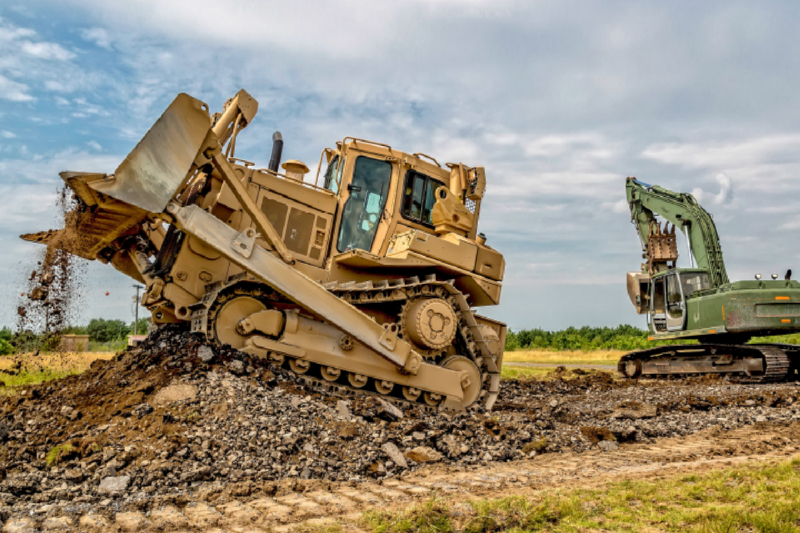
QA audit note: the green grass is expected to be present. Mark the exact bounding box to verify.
[500,366,555,380]
[361,457,800,532]
[0,368,78,391]
[45,443,76,466]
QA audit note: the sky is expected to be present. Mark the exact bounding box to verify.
[1,0,800,332]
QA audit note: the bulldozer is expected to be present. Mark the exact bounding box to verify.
[621,177,800,380]
[21,89,507,411]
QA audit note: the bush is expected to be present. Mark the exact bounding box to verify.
[505,325,691,352]
[0,339,13,356]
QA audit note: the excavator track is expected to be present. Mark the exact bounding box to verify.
[618,343,798,383]
[192,274,499,411]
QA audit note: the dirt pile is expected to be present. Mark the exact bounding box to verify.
[1,331,800,520]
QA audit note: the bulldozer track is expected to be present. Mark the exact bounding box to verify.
[191,274,499,411]
[26,422,800,532]
[618,343,799,383]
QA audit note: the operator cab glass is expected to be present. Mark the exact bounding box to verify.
[401,170,446,227]
[322,155,342,194]
[651,270,687,332]
[680,271,711,296]
[337,156,392,253]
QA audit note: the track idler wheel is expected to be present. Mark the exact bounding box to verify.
[213,296,267,349]
[441,355,483,407]
[620,358,643,379]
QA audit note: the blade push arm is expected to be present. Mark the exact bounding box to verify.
[626,177,729,288]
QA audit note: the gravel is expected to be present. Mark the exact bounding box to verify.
[0,325,798,519]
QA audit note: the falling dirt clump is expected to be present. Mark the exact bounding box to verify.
[15,184,86,352]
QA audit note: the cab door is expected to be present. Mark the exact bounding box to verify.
[664,271,686,331]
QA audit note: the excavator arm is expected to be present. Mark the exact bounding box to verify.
[626,177,729,288]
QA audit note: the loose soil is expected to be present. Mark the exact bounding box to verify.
[0,327,799,531]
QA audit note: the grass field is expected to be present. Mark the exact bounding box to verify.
[0,349,601,388]
[503,349,624,366]
[0,351,114,391]
[358,457,800,533]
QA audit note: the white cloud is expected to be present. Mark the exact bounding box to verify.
[87,140,102,151]
[691,172,733,206]
[0,131,16,139]
[20,41,75,61]
[0,74,34,102]
[79,27,112,50]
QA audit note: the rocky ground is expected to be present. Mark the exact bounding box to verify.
[1,327,800,530]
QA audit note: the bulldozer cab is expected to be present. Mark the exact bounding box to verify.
[317,138,470,258]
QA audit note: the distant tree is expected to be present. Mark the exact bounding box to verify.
[129,318,150,336]
[0,327,11,342]
[87,318,128,343]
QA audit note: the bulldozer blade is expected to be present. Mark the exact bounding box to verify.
[87,93,212,214]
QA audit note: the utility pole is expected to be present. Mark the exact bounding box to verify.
[132,284,144,335]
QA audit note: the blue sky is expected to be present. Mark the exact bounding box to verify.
[1,1,800,331]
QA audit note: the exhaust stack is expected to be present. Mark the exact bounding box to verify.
[268,132,283,172]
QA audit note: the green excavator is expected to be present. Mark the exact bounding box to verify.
[620,177,800,381]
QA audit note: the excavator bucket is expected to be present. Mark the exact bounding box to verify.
[89,93,212,213]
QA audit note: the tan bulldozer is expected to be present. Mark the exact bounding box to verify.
[22,89,507,410]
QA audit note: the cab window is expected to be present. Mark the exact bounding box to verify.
[401,170,446,227]
[337,156,392,253]
[322,155,342,194]
[680,271,710,296]
[666,274,683,318]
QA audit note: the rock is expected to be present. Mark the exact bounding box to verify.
[98,475,130,495]
[598,440,619,452]
[41,516,73,530]
[63,469,83,482]
[227,360,246,375]
[153,384,198,405]
[609,403,657,420]
[133,403,153,418]
[404,446,443,463]
[0,422,7,443]
[197,345,215,362]
[756,416,767,423]
[336,400,351,419]
[115,511,150,532]
[549,400,559,408]
[79,514,110,530]
[412,432,425,442]
[376,398,404,421]
[150,506,189,529]
[381,442,408,469]
[2,517,36,533]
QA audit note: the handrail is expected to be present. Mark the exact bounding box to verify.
[342,137,392,152]
[413,152,441,168]
[253,167,334,194]
[228,157,255,167]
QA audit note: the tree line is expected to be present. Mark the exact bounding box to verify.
[0,318,150,355]
[505,325,800,351]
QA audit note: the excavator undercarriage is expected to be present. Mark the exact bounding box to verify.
[22,89,507,411]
